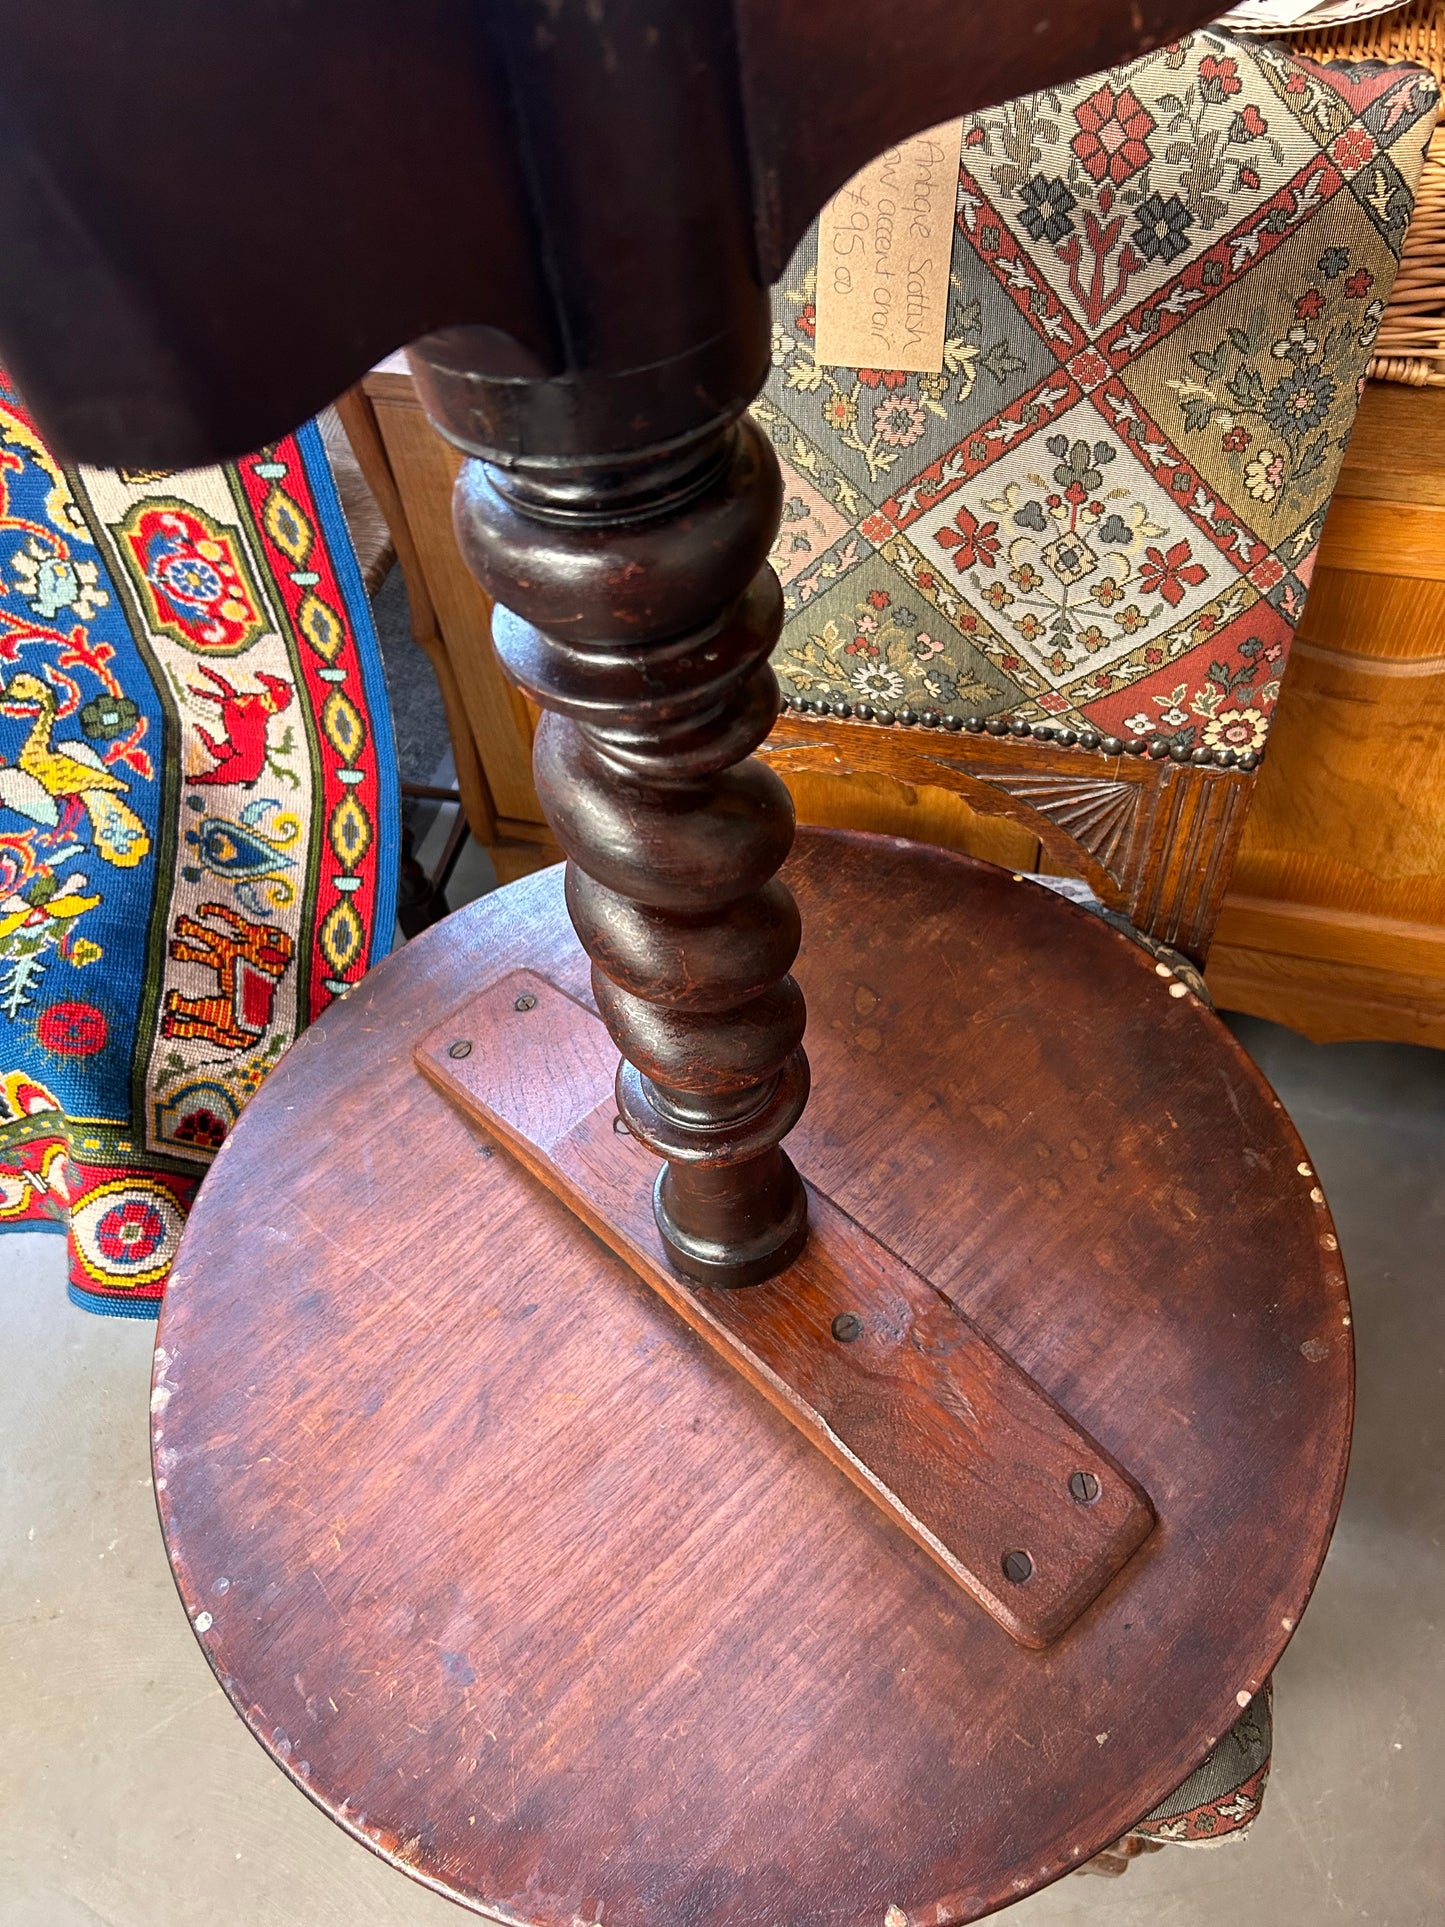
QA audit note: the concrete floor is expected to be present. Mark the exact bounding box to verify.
[3,1014,1442,1927]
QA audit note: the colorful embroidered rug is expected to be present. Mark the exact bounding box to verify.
[0,376,398,1315]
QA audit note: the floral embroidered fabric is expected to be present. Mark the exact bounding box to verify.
[761,33,1439,759]
[1131,1685,1274,1847]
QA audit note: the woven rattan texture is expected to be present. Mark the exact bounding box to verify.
[1294,3,1445,382]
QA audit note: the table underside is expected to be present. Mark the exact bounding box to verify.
[153,829,1352,1927]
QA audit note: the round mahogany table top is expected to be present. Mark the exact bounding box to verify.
[153,830,1351,1926]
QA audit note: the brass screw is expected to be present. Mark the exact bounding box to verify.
[831,1312,864,1343]
[514,993,537,1012]
[447,1040,472,1059]
[1002,1550,1033,1584]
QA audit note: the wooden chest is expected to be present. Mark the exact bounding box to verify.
[1207,382,1445,1046]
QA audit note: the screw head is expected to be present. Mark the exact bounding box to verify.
[514,993,537,1012]
[447,1040,473,1059]
[1069,1470,1101,1504]
[831,1311,864,1343]
[1002,1549,1034,1584]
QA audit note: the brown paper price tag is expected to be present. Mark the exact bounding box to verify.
[813,120,964,375]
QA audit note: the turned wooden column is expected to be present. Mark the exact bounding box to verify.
[0,0,1224,1286]
[439,410,809,1287]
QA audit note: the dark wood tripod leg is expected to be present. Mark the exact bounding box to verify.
[450,415,809,1288]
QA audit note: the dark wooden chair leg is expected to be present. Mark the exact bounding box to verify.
[396,819,442,938]
[396,783,471,939]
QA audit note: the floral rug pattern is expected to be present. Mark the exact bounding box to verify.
[760,33,1439,760]
[0,378,397,1315]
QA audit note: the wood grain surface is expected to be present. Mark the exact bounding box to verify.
[762,720,1254,964]
[154,830,1352,1927]
[415,972,1155,1649]
[1210,382,1445,1043]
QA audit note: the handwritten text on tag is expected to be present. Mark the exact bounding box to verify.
[813,120,964,375]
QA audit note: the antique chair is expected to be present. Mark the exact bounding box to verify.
[757,31,1441,968]
[0,2,1401,1921]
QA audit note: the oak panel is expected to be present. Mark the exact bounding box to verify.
[781,766,1042,873]
[1207,941,1445,1047]
[1226,627,1445,928]
[1313,497,1445,582]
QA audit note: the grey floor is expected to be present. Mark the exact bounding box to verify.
[3,1013,1443,1927]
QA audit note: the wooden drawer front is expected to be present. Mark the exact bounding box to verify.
[1211,515,1445,1039]
[1313,500,1445,584]
[1231,559,1445,930]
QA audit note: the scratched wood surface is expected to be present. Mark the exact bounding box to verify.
[415,972,1156,1650]
[153,830,1353,1927]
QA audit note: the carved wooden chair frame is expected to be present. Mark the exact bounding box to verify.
[762,712,1256,964]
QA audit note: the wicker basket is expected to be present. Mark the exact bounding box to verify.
[1290,0,1445,385]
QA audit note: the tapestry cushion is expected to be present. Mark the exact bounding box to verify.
[761,31,1439,762]
[1130,1684,1273,1846]
[0,376,399,1315]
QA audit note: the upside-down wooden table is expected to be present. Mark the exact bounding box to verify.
[0,1,1352,1920]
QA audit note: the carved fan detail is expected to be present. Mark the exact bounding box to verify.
[989,773,1140,880]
